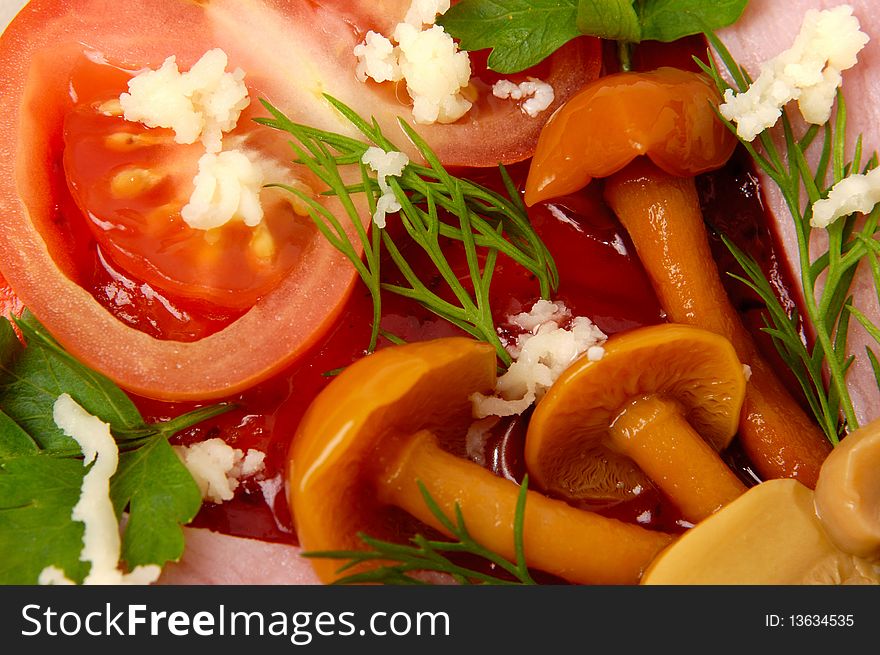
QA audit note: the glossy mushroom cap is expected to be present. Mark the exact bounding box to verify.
[525,324,746,506]
[642,479,880,585]
[524,67,736,206]
[287,337,496,582]
[814,418,880,559]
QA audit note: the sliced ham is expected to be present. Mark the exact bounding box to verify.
[719,0,880,425]
[158,528,321,585]
[157,527,456,585]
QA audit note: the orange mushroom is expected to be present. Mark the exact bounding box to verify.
[814,417,880,559]
[526,324,748,523]
[643,417,880,584]
[288,337,673,585]
[524,67,830,487]
[603,162,830,486]
[641,478,880,585]
[524,67,735,204]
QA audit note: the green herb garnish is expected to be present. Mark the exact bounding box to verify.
[0,313,233,583]
[438,0,748,73]
[439,0,586,74]
[304,477,536,585]
[257,96,556,364]
[635,0,748,43]
[700,33,880,443]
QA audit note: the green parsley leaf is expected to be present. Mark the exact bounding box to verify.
[0,410,39,457]
[0,314,234,583]
[637,0,748,42]
[576,0,641,42]
[438,0,581,74]
[111,437,201,568]
[0,456,89,584]
[441,0,749,73]
[0,314,144,452]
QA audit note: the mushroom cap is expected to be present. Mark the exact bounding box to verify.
[525,324,746,503]
[524,67,736,206]
[287,337,496,582]
[814,417,880,559]
[642,479,880,584]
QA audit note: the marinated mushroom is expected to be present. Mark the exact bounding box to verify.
[815,417,880,559]
[643,417,880,585]
[526,324,747,523]
[642,479,880,585]
[288,337,673,585]
[523,67,830,487]
[524,67,734,203]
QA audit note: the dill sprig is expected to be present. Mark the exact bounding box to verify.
[303,477,536,585]
[699,33,880,443]
[256,97,556,363]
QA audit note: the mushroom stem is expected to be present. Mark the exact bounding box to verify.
[379,430,674,585]
[604,159,831,487]
[609,395,747,522]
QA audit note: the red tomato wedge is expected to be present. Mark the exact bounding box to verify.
[0,0,599,400]
[62,57,314,310]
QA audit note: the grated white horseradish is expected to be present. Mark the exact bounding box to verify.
[811,166,880,228]
[173,438,266,504]
[354,32,402,84]
[39,395,161,586]
[719,5,868,142]
[471,300,607,418]
[181,150,266,230]
[353,2,472,125]
[404,0,450,26]
[120,48,250,154]
[120,48,298,233]
[361,146,410,228]
[394,23,473,124]
[492,78,555,118]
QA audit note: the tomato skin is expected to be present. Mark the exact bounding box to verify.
[524,67,736,205]
[0,274,23,322]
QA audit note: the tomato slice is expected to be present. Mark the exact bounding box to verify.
[63,57,312,310]
[0,0,598,400]
[305,1,602,166]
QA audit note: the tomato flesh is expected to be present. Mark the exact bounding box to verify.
[63,57,312,310]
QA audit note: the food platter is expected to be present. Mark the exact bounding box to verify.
[0,0,878,589]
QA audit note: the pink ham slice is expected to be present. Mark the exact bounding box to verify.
[158,527,455,585]
[719,0,880,425]
[158,528,321,585]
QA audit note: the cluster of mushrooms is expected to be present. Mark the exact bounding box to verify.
[287,67,880,585]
